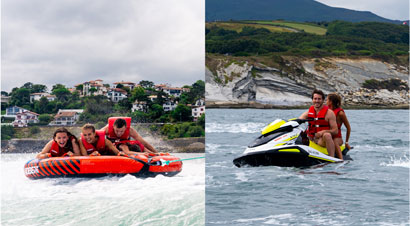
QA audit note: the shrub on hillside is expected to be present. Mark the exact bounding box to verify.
[1,125,15,140]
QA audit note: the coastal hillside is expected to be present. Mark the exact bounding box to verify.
[206,0,404,24]
[206,55,409,108]
[206,20,409,108]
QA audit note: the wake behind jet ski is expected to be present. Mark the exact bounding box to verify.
[233,119,352,168]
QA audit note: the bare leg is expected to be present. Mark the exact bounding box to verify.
[333,138,343,160]
[318,132,335,157]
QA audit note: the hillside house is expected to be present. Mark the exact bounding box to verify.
[132,101,148,112]
[5,106,29,118]
[30,93,56,103]
[12,110,39,127]
[113,81,136,90]
[192,98,205,121]
[49,109,84,126]
[163,100,178,112]
[106,88,128,102]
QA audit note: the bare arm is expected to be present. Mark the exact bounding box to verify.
[71,139,81,156]
[340,111,351,144]
[36,140,53,159]
[101,125,109,133]
[327,110,338,136]
[129,127,158,153]
[105,139,122,155]
[299,111,308,120]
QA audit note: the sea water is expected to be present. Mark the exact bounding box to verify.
[1,153,205,226]
[206,109,409,225]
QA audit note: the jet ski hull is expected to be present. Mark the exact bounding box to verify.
[233,148,327,168]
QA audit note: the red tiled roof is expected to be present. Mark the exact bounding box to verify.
[54,111,77,118]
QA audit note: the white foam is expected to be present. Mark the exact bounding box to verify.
[234,214,293,225]
[380,155,410,168]
[206,122,265,133]
[1,153,205,225]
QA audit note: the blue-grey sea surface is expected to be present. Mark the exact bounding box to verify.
[1,153,204,226]
[206,109,409,225]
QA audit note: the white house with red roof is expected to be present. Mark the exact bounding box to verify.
[12,110,40,127]
[106,88,128,102]
[132,100,148,112]
[49,109,84,126]
[29,93,56,103]
[155,84,189,97]
[113,81,136,90]
[191,98,205,121]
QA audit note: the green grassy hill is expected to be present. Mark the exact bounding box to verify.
[206,21,326,35]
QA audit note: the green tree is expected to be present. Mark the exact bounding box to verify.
[171,104,192,122]
[10,88,30,106]
[149,104,164,121]
[38,114,53,125]
[52,88,71,102]
[1,125,15,140]
[116,84,124,89]
[197,113,205,129]
[139,80,155,89]
[32,84,48,93]
[52,84,66,92]
[84,96,113,115]
[34,96,49,114]
[131,86,148,102]
[187,125,204,137]
[116,99,132,112]
[76,84,83,92]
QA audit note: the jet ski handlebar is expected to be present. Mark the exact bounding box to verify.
[289,118,313,124]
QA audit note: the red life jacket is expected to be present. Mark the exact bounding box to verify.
[107,117,131,140]
[50,136,75,157]
[307,105,330,138]
[81,130,106,155]
[332,107,344,138]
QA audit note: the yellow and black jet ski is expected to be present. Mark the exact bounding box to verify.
[233,119,352,168]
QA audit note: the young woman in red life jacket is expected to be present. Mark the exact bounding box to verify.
[79,123,125,156]
[36,128,80,159]
[327,93,352,159]
[101,117,158,155]
[299,89,339,158]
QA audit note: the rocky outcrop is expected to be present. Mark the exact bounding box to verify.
[206,56,409,108]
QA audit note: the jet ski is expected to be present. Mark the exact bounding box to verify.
[233,118,352,168]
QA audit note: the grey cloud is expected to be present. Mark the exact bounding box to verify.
[2,0,204,92]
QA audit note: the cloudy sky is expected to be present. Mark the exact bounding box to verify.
[2,1,408,93]
[316,0,409,20]
[1,0,204,92]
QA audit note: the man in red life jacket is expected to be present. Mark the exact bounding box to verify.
[79,123,125,156]
[299,89,338,158]
[101,117,158,155]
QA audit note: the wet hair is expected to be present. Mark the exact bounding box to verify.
[327,93,342,108]
[114,118,127,128]
[81,123,96,133]
[53,127,78,148]
[311,89,325,100]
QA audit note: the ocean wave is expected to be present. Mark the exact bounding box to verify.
[380,155,410,168]
[206,143,244,154]
[206,122,265,133]
[233,214,293,225]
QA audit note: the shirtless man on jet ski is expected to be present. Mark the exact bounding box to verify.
[299,89,339,158]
